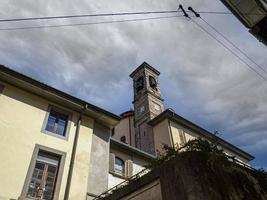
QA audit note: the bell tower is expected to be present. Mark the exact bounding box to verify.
[130,62,164,154]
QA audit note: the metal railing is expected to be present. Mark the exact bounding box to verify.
[90,151,259,200]
[91,168,150,200]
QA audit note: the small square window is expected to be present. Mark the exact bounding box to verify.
[45,110,68,136]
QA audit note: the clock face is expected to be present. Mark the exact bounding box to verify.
[139,106,145,113]
[154,103,161,111]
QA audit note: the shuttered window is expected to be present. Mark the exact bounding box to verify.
[109,153,133,178]
[125,160,133,178]
[178,129,186,145]
[109,153,115,173]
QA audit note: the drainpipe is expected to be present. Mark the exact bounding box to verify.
[64,104,88,200]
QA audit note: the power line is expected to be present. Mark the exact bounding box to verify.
[200,16,267,75]
[0,15,184,31]
[0,10,180,23]
[0,10,265,23]
[190,18,267,82]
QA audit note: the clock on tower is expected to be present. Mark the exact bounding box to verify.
[130,62,164,154]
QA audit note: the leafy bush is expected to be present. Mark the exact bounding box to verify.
[146,133,226,169]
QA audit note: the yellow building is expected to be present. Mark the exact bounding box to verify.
[0,62,254,200]
[112,62,253,163]
[107,62,254,199]
[0,65,120,200]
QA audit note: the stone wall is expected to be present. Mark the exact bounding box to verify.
[101,152,267,200]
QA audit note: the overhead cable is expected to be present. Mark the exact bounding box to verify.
[0,10,265,23]
[200,17,267,75]
[190,18,267,81]
[0,15,184,31]
[0,10,180,23]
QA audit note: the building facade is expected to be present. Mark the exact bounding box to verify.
[113,62,253,164]
[0,62,254,200]
[220,0,267,45]
[0,66,120,200]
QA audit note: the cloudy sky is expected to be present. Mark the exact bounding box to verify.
[0,0,266,168]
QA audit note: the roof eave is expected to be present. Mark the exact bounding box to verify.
[148,109,254,161]
[0,65,121,127]
[110,138,156,160]
[129,62,160,78]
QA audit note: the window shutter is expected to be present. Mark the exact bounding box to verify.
[178,129,186,145]
[125,160,133,178]
[109,153,115,173]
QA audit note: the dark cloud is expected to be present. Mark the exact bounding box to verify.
[0,0,266,168]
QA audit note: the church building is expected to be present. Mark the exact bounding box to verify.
[108,62,254,197]
[0,62,254,200]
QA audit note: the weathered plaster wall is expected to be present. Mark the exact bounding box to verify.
[108,174,125,189]
[159,152,267,200]
[0,81,94,200]
[114,116,135,146]
[108,147,149,189]
[102,152,267,200]
[170,121,198,147]
[69,115,94,200]
[87,122,110,199]
[121,179,162,200]
[152,119,171,154]
[169,121,250,163]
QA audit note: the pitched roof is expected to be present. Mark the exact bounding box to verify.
[0,64,121,127]
[129,62,160,78]
[148,109,254,161]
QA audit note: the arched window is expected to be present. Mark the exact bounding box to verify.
[136,77,144,92]
[115,157,124,175]
[120,136,126,143]
[149,76,157,90]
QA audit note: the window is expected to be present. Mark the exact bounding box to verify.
[136,77,144,92]
[149,76,157,90]
[115,157,124,175]
[45,110,68,136]
[109,153,133,178]
[27,151,60,200]
[42,105,72,139]
[20,145,65,200]
[120,136,127,143]
[178,129,186,145]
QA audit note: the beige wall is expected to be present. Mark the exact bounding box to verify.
[169,120,250,164]
[0,81,94,200]
[152,119,172,154]
[87,122,111,199]
[170,121,198,148]
[108,148,149,189]
[114,116,135,146]
[121,179,162,200]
